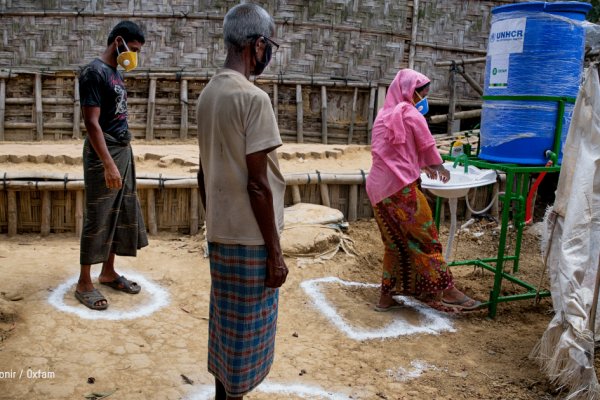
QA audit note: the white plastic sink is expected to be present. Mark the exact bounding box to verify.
[420,162,497,199]
[420,162,497,261]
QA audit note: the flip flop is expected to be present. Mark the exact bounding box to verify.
[100,275,141,294]
[75,289,108,310]
[374,299,405,312]
[441,295,482,311]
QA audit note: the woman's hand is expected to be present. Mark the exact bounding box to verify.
[423,164,450,183]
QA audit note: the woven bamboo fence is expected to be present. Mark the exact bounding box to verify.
[0,169,498,236]
[0,0,525,141]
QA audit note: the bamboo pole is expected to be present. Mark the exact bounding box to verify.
[348,184,358,222]
[376,85,387,113]
[73,77,81,139]
[0,78,5,141]
[146,188,158,235]
[292,185,302,204]
[415,42,487,55]
[367,87,376,144]
[434,57,487,67]
[273,83,278,122]
[447,67,457,134]
[35,73,43,141]
[321,85,328,144]
[40,190,51,236]
[320,183,331,207]
[7,190,17,237]
[408,0,420,70]
[180,79,188,139]
[190,187,199,235]
[75,190,83,238]
[296,84,303,143]
[348,87,358,144]
[146,78,157,140]
[457,68,483,96]
[429,109,481,124]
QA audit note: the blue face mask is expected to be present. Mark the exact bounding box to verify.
[415,96,429,115]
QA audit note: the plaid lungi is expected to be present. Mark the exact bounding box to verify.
[207,242,279,397]
[80,134,148,265]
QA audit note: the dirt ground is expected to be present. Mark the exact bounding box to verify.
[0,141,574,400]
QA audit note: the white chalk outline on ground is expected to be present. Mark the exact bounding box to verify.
[300,277,455,340]
[186,382,353,400]
[47,271,170,320]
[386,359,443,382]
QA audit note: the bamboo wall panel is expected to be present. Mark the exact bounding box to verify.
[16,191,41,232]
[0,1,521,98]
[276,84,299,142]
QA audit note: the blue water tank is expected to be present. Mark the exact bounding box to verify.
[479,1,591,165]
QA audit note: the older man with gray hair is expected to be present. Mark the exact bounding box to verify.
[196,3,288,400]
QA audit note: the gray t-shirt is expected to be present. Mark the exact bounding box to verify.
[197,69,285,245]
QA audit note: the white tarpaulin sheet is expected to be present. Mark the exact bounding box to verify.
[531,63,600,399]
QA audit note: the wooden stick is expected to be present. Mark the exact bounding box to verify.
[367,87,376,144]
[35,73,43,141]
[0,79,5,141]
[447,67,457,134]
[7,190,17,237]
[190,187,198,235]
[0,171,84,180]
[146,188,158,235]
[40,190,51,236]
[408,0,420,69]
[457,68,483,96]
[321,85,328,144]
[296,84,303,143]
[348,87,358,144]
[376,85,387,113]
[292,185,302,204]
[75,190,83,238]
[348,184,358,222]
[146,78,157,140]
[273,83,278,122]
[415,42,487,55]
[429,109,481,124]
[73,77,81,139]
[435,57,487,67]
[320,183,331,207]
[180,79,188,139]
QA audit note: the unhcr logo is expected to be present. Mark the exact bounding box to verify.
[492,30,524,41]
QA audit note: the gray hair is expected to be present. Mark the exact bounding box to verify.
[223,3,275,51]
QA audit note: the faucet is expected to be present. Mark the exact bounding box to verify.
[452,154,470,173]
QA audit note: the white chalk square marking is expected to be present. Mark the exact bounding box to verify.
[300,277,455,340]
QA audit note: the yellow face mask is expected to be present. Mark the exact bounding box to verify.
[116,41,138,72]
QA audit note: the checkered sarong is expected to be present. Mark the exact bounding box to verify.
[207,242,279,397]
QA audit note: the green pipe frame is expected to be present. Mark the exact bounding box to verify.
[434,95,571,317]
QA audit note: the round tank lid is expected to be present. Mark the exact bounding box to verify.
[492,1,592,16]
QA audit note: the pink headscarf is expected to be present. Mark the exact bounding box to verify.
[379,69,430,144]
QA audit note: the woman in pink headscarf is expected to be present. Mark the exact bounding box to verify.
[366,69,481,312]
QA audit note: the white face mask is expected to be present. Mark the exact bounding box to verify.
[116,40,138,72]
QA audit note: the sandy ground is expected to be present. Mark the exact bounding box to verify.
[0,141,571,400]
[0,220,561,400]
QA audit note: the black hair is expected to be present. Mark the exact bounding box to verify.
[107,21,146,46]
[415,82,431,94]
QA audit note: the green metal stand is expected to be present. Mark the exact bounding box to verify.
[433,94,572,318]
[435,158,560,318]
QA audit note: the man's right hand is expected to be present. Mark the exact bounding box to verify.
[104,161,122,189]
[265,252,288,288]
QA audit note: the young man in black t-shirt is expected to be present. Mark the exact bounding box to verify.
[76,21,148,310]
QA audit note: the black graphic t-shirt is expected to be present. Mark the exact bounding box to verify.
[79,58,130,142]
